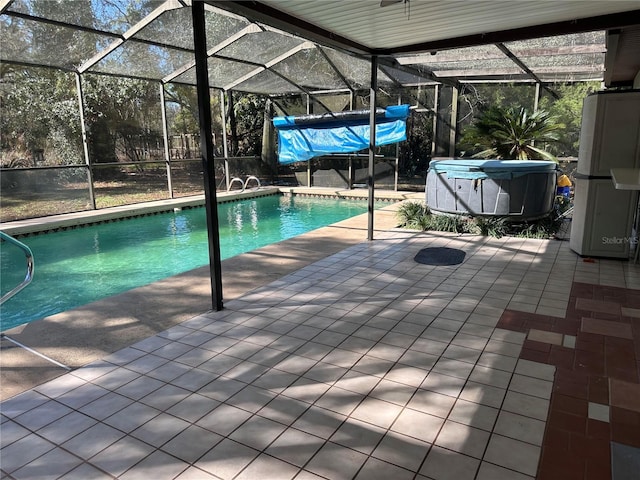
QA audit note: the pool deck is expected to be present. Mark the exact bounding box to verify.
[2,189,640,480]
[1,188,423,400]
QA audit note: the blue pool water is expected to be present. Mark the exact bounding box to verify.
[1,195,381,331]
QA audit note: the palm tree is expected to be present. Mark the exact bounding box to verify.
[462,106,563,161]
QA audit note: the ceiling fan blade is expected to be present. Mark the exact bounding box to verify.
[380,0,404,6]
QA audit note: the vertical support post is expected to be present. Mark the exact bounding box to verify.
[394,94,401,192]
[348,156,353,190]
[448,85,458,158]
[367,56,378,241]
[306,93,312,187]
[431,84,439,158]
[534,83,541,112]
[159,82,173,198]
[192,2,223,311]
[75,73,96,209]
[220,90,230,190]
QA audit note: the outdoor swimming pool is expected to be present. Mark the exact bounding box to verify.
[1,195,383,331]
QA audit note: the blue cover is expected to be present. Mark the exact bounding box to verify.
[273,105,409,164]
[429,159,557,180]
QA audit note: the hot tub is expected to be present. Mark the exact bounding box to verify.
[426,159,557,219]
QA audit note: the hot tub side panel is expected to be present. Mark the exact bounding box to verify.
[426,169,556,219]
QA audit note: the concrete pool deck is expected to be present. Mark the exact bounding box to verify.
[1,189,422,400]
[2,189,640,480]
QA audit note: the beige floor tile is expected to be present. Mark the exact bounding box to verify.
[235,453,300,480]
[195,439,259,479]
[420,445,480,480]
[434,420,490,459]
[442,344,482,364]
[493,411,545,446]
[432,358,474,380]
[483,339,522,358]
[351,396,403,429]
[588,402,610,422]
[355,456,415,480]
[420,372,467,398]
[305,441,368,479]
[330,418,386,455]
[483,434,540,477]
[265,428,324,467]
[476,352,517,372]
[501,391,549,422]
[315,386,365,416]
[118,450,189,480]
[408,389,456,418]
[526,329,563,346]
[459,381,506,409]
[229,415,287,451]
[476,461,534,480]
[514,359,556,381]
[468,365,512,389]
[391,408,445,443]
[384,364,429,387]
[371,432,430,472]
[508,374,553,400]
[291,405,346,439]
[448,399,499,431]
[369,379,416,407]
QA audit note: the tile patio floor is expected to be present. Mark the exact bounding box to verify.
[1,230,639,479]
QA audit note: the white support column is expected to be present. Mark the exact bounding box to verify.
[368,56,378,241]
[159,83,173,198]
[306,94,312,187]
[75,73,95,209]
[448,85,458,158]
[534,83,541,112]
[431,84,439,158]
[220,90,230,191]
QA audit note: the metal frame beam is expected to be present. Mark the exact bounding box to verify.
[192,1,223,311]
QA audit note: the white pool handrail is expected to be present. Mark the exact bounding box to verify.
[0,231,34,305]
[227,175,261,192]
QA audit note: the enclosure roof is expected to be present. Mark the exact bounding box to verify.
[2,0,640,94]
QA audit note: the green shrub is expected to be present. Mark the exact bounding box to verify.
[473,216,509,238]
[426,214,470,233]
[399,196,570,239]
[396,201,430,229]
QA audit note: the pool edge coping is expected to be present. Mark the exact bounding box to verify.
[0,187,422,237]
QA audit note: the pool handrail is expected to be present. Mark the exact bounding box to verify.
[244,176,261,190]
[228,177,245,192]
[0,231,35,305]
[227,175,261,192]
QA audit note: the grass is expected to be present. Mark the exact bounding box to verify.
[0,174,204,223]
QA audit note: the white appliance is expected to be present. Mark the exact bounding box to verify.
[570,90,640,258]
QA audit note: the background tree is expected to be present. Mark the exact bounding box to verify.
[538,81,600,157]
[459,106,563,160]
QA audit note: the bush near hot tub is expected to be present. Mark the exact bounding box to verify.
[396,199,571,239]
